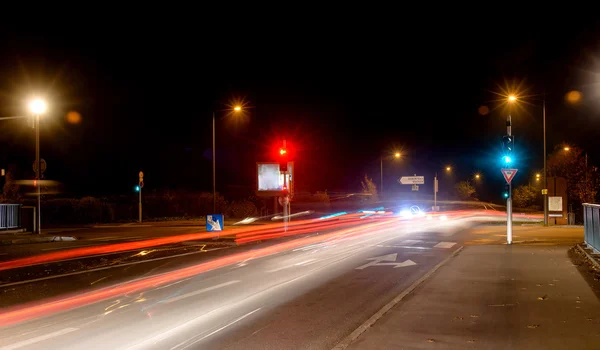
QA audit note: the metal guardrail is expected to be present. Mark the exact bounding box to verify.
[583,203,600,253]
[0,204,22,229]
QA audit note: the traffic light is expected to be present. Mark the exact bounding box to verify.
[502,135,514,153]
[279,147,288,172]
[503,155,512,164]
[135,185,140,192]
[503,184,509,199]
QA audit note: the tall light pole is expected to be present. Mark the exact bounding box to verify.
[212,105,243,213]
[380,152,401,196]
[29,98,47,234]
[506,95,517,244]
[543,98,548,226]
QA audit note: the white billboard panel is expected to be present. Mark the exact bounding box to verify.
[257,162,293,196]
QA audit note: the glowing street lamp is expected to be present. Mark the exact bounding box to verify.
[446,166,451,172]
[563,146,570,151]
[394,152,401,158]
[508,95,517,103]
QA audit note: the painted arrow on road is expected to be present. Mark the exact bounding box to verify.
[355,253,417,270]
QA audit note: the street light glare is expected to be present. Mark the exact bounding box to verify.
[564,147,570,151]
[446,166,451,171]
[394,152,401,158]
[29,99,47,114]
[508,95,517,102]
[475,174,480,179]
[233,106,242,112]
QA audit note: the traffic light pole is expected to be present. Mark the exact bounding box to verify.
[506,114,513,244]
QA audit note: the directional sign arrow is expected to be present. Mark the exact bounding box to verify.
[355,253,417,270]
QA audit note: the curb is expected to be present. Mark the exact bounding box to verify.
[577,243,600,270]
[331,245,465,350]
[0,236,77,246]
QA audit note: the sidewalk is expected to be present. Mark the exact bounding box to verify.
[344,244,600,349]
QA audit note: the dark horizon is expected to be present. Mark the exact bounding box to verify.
[2,21,600,203]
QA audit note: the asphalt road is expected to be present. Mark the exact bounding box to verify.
[0,214,478,350]
[0,226,220,260]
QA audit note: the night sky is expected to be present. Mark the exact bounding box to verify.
[1,18,600,202]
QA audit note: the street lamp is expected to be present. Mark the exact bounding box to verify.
[445,166,451,172]
[563,146,570,151]
[29,98,47,234]
[212,105,243,213]
[380,151,401,196]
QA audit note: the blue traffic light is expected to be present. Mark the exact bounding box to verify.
[503,155,512,164]
[135,185,140,192]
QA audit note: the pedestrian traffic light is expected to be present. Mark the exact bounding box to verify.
[279,147,288,172]
[135,185,140,192]
[503,184,509,199]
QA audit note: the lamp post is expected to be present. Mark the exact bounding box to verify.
[380,152,401,196]
[29,98,47,234]
[212,105,243,213]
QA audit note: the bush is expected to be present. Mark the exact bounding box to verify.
[225,199,258,219]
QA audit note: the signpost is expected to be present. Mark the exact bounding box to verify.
[206,214,224,232]
[501,168,518,244]
[138,171,144,223]
[399,176,424,185]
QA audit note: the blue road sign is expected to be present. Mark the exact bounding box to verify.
[206,214,224,232]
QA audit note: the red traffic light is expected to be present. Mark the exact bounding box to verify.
[279,148,287,156]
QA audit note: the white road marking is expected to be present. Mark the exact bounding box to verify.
[434,242,457,249]
[0,327,78,350]
[175,308,262,349]
[356,254,417,270]
[162,280,240,304]
[88,236,120,241]
[375,244,431,250]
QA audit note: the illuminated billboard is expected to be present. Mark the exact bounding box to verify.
[256,162,293,196]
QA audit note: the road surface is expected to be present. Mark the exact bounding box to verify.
[0,213,516,349]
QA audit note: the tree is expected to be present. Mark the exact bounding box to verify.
[513,185,537,208]
[547,144,599,204]
[454,181,476,200]
[361,175,379,203]
[1,164,20,201]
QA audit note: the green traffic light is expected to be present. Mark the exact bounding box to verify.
[503,192,509,198]
[135,185,140,192]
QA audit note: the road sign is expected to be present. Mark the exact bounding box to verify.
[355,253,417,270]
[206,214,224,232]
[32,159,47,174]
[412,184,419,191]
[501,168,518,184]
[399,176,424,185]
